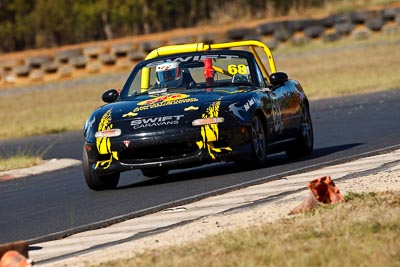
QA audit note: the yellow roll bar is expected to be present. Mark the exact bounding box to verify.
[141,40,277,92]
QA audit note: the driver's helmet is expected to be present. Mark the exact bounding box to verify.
[155,62,183,88]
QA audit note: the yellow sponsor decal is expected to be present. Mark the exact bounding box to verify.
[131,97,198,113]
[138,94,190,106]
[184,106,199,111]
[122,112,138,118]
[95,109,119,170]
[196,98,232,159]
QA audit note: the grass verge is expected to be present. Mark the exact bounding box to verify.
[0,146,49,171]
[98,191,400,267]
[275,31,400,99]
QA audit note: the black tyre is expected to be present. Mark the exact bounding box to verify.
[99,54,117,65]
[335,22,354,35]
[304,25,325,39]
[14,65,31,77]
[55,48,82,63]
[287,19,313,32]
[140,41,164,53]
[128,50,146,61]
[273,28,292,42]
[141,168,169,178]
[318,16,335,28]
[227,27,253,41]
[110,43,134,57]
[70,56,87,69]
[381,8,398,21]
[82,147,120,191]
[256,22,281,35]
[250,115,267,165]
[286,105,313,158]
[350,10,373,24]
[366,17,384,31]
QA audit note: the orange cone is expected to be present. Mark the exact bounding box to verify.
[308,176,344,204]
[0,251,31,267]
[0,241,28,260]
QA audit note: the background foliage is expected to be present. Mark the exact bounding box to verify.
[0,0,394,53]
[0,0,323,52]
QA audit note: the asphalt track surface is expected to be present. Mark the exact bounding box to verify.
[0,89,399,244]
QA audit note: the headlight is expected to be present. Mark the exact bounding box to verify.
[192,117,224,126]
[95,129,121,138]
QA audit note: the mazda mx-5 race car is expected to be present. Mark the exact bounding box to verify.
[83,40,313,190]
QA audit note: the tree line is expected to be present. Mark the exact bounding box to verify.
[0,0,327,53]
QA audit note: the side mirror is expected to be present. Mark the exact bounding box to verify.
[102,89,119,103]
[270,72,288,87]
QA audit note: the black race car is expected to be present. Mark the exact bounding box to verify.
[83,40,313,190]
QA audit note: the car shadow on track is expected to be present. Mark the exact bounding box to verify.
[117,143,363,189]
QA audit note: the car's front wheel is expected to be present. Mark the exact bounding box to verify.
[286,105,314,158]
[250,115,267,165]
[82,147,120,190]
[141,168,169,178]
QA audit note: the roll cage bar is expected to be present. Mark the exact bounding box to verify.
[140,40,277,92]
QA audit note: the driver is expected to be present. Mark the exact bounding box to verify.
[155,62,183,88]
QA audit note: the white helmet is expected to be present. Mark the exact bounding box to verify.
[155,62,183,88]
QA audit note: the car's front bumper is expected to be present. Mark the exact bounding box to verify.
[85,125,252,174]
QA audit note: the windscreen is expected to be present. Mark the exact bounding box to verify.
[125,53,255,97]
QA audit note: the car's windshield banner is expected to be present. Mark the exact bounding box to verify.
[146,54,240,67]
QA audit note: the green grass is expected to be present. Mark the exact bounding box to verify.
[96,191,400,267]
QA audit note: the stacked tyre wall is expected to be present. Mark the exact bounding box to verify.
[0,7,399,88]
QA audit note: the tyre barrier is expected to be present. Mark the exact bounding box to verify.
[170,35,196,45]
[14,65,31,77]
[55,48,82,63]
[70,55,87,69]
[43,61,59,74]
[140,40,165,53]
[227,27,255,40]
[335,21,355,36]
[287,18,314,31]
[318,16,336,28]
[382,7,399,21]
[26,55,52,69]
[350,10,375,24]
[0,6,399,87]
[83,45,107,59]
[304,25,325,38]
[196,32,227,44]
[273,26,293,42]
[99,53,117,65]
[366,17,385,31]
[110,43,135,57]
[128,50,146,62]
[256,21,282,35]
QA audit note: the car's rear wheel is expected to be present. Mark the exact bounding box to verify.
[286,105,314,158]
[82,147,120,190]
[141,168,169,178]
[250,115,267,165]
